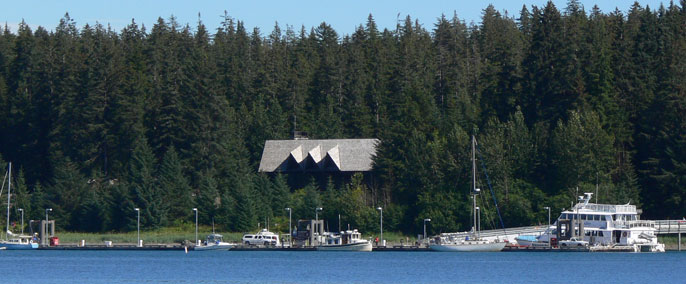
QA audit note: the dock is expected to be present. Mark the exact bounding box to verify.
[39,244,185,250]
[35,244,433,251]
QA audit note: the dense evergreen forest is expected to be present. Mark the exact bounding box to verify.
[1,0,685,236]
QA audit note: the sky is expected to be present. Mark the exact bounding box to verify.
[1,0,671,36]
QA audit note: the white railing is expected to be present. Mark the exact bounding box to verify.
[575,203,636,214]
[654,220,686,234]
[611,220,656,229]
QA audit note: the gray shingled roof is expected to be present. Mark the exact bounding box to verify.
[258,139,379,172]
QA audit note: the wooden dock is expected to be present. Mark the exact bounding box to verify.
[39,244,184,250]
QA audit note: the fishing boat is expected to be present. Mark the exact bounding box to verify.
[194,233,236,251]
[317,229,372,252]
[534,192,664,252]
[0,163,39,250]
[430,136,506,252]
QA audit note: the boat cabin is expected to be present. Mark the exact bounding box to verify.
[325,229,364,245]
[205,233,224,245]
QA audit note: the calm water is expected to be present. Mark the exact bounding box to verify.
[1,250,684,283]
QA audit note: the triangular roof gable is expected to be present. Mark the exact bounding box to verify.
[322,145,341,170]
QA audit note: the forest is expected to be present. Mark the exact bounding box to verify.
[0,0,685,236]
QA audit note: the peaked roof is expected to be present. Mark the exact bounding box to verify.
[258,139,379,172]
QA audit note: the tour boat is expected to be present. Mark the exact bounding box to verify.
[317,229,372,252]
[533,192,664,252]
[193,233,236,251]
[0,163,39,250]
[430,136,506,252]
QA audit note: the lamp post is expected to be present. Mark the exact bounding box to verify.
[315,207,322,246]
[193,208,198,246]
[423,218,431,243]
[18,208,24,235]
[543,206,551,248]
[45,208,52,236]
[577,196,583,238]
[134,208,140,247]
[377,207,383,246]
[285,207,292,246]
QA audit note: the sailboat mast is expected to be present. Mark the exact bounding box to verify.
[472,136,477,239]
[6,162,11,238]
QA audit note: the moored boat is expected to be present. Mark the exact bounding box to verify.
[0,163,39,250]
[317,229,372,252]
[194,233,235,251]
[536,192,665,252]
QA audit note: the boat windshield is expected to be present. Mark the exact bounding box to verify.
[206,234,223,243]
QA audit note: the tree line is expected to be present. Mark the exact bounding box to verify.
[0,0,685,236]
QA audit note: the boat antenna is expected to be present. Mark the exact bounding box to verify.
[472,135,478,238]
[212,218,215,234]
[6,162,11,241]
[0,165,7,240]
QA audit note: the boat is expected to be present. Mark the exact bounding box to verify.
[0,163,39,250]
[535,192,665,252]
[317,229,372,252]
[193,233,236,251]
[430,136,506,252]
[514,235,539,247]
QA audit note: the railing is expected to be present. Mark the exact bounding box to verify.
[654,220,686,234]
[611,220,656,229]
[439,225,547,239]
[574,203,636,214]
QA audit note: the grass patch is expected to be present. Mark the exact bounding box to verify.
[57,226,246,245]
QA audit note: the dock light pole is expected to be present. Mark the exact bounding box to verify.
[315,207,322,246]
[285,208,292,246]
[543,207,550,248]
[18,208,24,235]
[193,208,198,246]
[45,208,52,235]
[423,219,431,243]
[577,196,583,238]
[134,208,140,247]
[377,207,383,246]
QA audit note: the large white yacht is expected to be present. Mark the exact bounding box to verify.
[527,193,664,252]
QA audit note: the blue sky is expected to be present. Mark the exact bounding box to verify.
[1,1,669,36]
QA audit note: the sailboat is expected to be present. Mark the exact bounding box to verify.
[430,136,506,252]
[0,163,39,250]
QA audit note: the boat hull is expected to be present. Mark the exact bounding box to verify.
[0,242,39,250]
[430,241,506,252]
[317,242,372,252]
[193,243,235,251]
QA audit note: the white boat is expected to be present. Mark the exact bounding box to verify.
[536,192,665,252]
[317,229,372,252]
[194,233,235,251]
[430,239,506,252]
[430,136,506,252]
[0,163,39,250]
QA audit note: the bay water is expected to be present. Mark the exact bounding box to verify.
[1,250,683,283]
